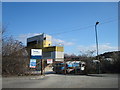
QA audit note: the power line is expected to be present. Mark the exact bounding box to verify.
[49,18,117,35]
[10,17,118,37]
[49,24,94,35]
[99,18,118,25]
[50,16,118,35]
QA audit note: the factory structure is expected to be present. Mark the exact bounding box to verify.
[27,33,64,63]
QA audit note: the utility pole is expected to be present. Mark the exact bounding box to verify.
[95,21,99,59]
[95,21,100,74]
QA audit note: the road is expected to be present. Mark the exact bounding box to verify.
[2,72,118,88]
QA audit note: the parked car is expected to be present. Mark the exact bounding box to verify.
[53,63,65,74]
[53,61,86,74]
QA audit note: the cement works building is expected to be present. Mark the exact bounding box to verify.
[27,33,64,63]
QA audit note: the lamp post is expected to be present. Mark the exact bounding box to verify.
[95,21,100,74]
[95,21,99,60]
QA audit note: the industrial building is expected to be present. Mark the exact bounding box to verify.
[27,33,52,48]
[27,33,64,63]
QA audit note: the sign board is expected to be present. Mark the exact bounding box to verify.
[55,59,64,61]
[31,49,42,59]
[47,59,53,64]
[31,49,42,56]
[30,59,36,68]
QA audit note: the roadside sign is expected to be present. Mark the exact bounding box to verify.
[55,59,64,61]
[30,59,36,68]
[31,49,42,56]
[31,49,42,59]
[47,59,53,64]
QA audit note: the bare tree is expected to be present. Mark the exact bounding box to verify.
[79,50,96,57]
[78,50,97,74]
[2,29,29,76]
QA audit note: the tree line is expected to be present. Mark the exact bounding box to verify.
[64,50,120,73]
[1,28,119,76]
[2,29,29,76]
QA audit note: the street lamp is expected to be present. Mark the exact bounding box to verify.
[95,21,99,60]
[95,21,100,74]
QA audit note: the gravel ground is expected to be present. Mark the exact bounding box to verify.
[2,73,118,88]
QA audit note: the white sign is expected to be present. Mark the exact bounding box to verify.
[31,49,42,56]
[55,59,64,61]
[47,59,53,64]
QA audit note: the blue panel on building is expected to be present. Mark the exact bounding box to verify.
[31,56,42,59]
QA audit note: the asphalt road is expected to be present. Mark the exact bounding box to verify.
[2,73,118,88]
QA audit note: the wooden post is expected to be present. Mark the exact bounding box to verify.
[41,59,43,75]
[43,59,45,76]
[64,60,66,75]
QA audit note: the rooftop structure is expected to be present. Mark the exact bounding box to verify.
[27,33,52,48]
[27,33,64,62]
